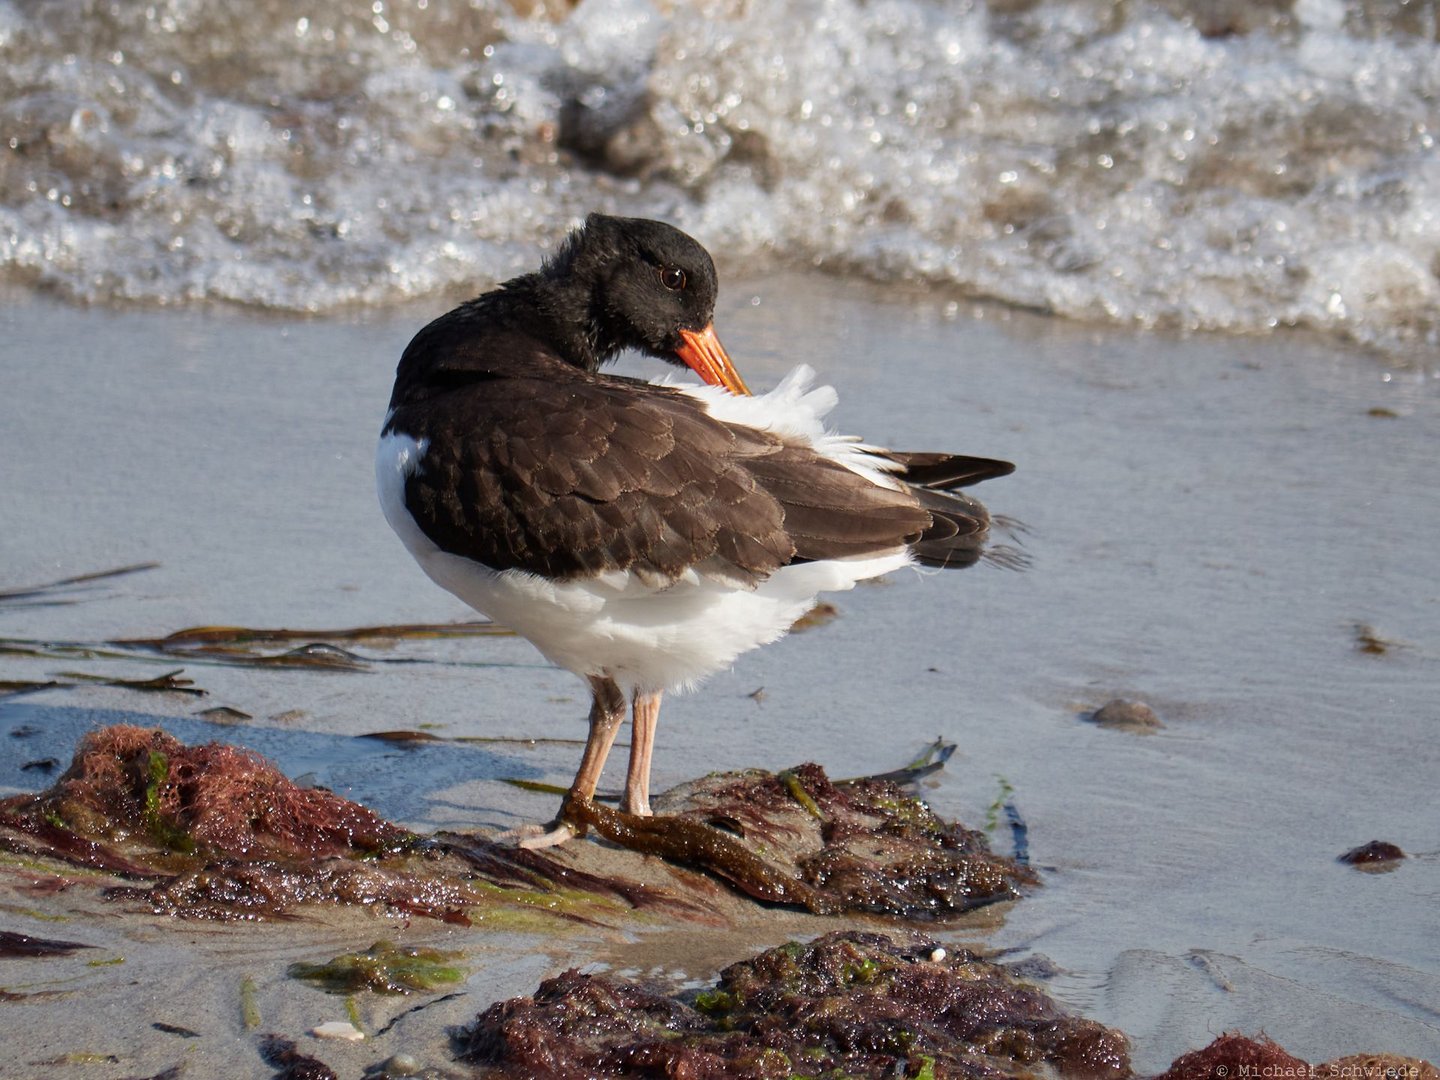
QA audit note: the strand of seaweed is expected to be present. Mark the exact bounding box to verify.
[0,562,524,697]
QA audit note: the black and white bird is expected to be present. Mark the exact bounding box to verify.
[377,214,1014,847]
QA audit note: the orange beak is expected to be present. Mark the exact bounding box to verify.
[675,324,751,396]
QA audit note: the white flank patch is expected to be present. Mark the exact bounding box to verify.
[375,425,429,549]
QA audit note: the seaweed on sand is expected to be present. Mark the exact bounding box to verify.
[0,726,1026,925]
[1,725,409,860]
[0,618,513,688]
[116,620,512,650]
[464,928,1131,1079]
[1156,1035,1309,1080]
[258,1035,337,1080]
[0,563,158,609]
[0,929,94,958]
[111,620,512,671]
[289,939,465,995]
[569,760,1033,919]
[0,725,708,924]
[0,670,205,697]
[1149,1033,1436,1080]
[468,972,1440,1080]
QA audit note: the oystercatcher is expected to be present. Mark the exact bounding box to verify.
[377,214,1015,847]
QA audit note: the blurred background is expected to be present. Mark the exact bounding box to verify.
[3,0,1440,364]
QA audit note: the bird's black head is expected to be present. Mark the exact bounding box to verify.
[545,214,750,394]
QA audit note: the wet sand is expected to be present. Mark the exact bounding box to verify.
[1,278,1437,1076]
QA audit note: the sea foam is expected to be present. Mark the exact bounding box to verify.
[2,0,1438,361]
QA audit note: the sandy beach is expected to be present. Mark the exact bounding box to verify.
[1,276,1437,1077]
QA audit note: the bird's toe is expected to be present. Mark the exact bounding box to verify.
[497,817,580,849]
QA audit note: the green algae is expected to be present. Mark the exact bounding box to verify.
[0,850,113,881]
[0,902,71,923]
[289,940,465,995]
[142,752,164,831]
[779,769,824,819]
[468,879,631,925]
[984,775,1016,834]
[138,748,194,858]
[692,989,736,1016]
[141,750,195,854]
[239,975,261,1030]
[498,778,570,798]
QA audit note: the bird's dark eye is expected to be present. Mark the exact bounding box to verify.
[659,266,686,292]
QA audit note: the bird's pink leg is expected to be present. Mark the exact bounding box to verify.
[518,676,625,849]
[623,689,662,817]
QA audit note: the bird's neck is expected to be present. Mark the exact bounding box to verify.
[386,275,621,413]
[509,272,620,373]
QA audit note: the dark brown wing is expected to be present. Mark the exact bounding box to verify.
[387,365,960,585]
[390,367,792,584]
[742,445,938,563]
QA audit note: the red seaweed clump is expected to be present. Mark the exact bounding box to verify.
[0,725,723,923]
[464,929,1131,1079]
[1156,1037,1436,1080]
[258,1034,338,1080]
[2,724,410,861]
[1156,1034,1310,1080]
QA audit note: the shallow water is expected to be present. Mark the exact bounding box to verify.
[4,0,1440,363]
[1,280,1437,1072]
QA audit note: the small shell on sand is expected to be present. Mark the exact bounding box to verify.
[311,1021,364,1041]
[1087,698,1164,733]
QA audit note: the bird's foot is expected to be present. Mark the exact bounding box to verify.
[506,795,592,849]
[512,819,582,850]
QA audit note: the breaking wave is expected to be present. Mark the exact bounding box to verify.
[3,0,1439,359]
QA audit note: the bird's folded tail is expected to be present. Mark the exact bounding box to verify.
[874,449,1015,491]
[883,451,1030,571]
